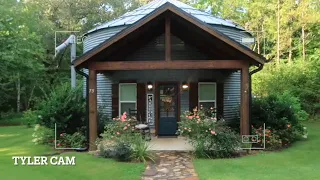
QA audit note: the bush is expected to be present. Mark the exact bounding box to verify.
[98,105,112,135]
[249,92,305,149]
[178,107,241,158]
[100,112,139,144]
[0,112,23,126]
[113,142,133,162]
[32,124,54,145]
[251,92,305,130]
[23,110,38,128]
[57,132,86,148]
[253,60,320,116]
[98,112,153,162]
[252,91,307,130]
[36,83,86,135]
[131,136,154,163]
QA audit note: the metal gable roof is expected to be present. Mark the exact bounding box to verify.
[87,0,246,34]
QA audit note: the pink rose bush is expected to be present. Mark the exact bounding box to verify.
[178,107,241,158]
[98,112,154,162]
[100,112,139,144]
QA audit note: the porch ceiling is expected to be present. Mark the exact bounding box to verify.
[74,2,266,69]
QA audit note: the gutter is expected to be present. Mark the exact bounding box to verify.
[75,68,89,152]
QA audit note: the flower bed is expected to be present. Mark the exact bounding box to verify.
[98,112,154,162]
[178,106,241,158]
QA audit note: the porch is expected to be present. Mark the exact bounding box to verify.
[148,136,194,151]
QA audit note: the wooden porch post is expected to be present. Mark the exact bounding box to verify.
[165,16,171,61]
[240,65,250,135]
[89,69,98,151]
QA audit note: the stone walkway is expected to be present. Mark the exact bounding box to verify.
[142,151,199,180]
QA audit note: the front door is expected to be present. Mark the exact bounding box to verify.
[158,83,178,136]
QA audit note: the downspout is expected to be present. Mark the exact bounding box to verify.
[75,68,89,152]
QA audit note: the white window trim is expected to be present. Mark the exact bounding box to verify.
[198,82,217,109]
[119,83,137,116]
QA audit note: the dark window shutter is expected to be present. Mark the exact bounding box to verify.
[189,82,198,112]
[217,82,224,119]
[112,84,119,118]
[137,83,146,122]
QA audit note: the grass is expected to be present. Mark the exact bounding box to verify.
[193,121,320,180]
[0,126,144,180]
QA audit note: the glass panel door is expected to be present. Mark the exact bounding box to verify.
[158,84,178,136]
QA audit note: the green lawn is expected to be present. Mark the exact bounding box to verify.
[194,121,320,180]
[0,126,144,180]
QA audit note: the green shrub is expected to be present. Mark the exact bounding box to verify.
[249,92,305,148]
[57,132,86,148]
[131,136,154,163]
[113,142,133,162]
[178,107,241,158]
[0,112,23,126]
[23,110,38,128]
[251,92,306,130]
[36,83,86,135]
[253,60,320,116]
[98,106,112,135]
[32,124,54,145]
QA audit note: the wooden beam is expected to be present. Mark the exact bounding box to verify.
[89,69,98,151]
[240,64,250,136]
[89,60,245,70]
[165,16,171,61]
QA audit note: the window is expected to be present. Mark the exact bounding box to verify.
[198,82,216,110]
[119,83,137,116]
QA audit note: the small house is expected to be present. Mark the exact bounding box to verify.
[73,0,266,150]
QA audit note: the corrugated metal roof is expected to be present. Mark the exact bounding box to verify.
[87,0,245,34]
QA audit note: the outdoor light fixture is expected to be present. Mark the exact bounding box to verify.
[147,82,153,91]
[182,82,189,90]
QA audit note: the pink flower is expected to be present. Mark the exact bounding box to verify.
[188,116,193,119]
[127,124,130,127]
[287,124,291,128]
[116,132,120,135]
[121,112,127,122]
[213,117,217,121]
[184,127,187,130]
[60,133,64,137]
[196,116,200,119]
[123,126,127,130]
[210,107,214,110]
[57,143,61,147]
[113,118,116,120]
[211,131,216,135]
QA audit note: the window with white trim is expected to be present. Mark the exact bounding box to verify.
[198,82,217,110]
[119,83,137,116]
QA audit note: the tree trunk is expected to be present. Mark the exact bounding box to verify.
[26,85,36,110]
[302,25,306,62]
[277,0,280,65]
[288,36,292,63]
[257,30,260,54]
[16,74,21,113]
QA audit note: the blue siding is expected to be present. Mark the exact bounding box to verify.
[223,71,241,121]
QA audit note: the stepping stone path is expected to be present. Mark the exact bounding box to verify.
[142,151,199,180]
